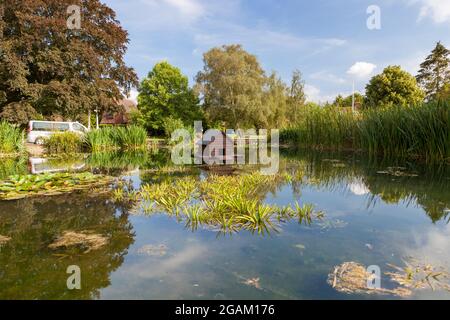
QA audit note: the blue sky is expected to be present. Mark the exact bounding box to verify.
[103,0,450,103]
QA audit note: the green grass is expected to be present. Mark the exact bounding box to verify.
[85,126,147,152]
[44,132,84,154]
[0,122,24,155]
[280,101,450,162]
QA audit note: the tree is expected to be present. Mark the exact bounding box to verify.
[0,101,39,125]
[287,70,306,123]
[332,93,364,108]
[137,61,202,135]
[437,83,450,101]
[263,72,288,128]
[0,0,138,121]
[416,42,450,101]
[195,45,266,128]
[365,66,425,107]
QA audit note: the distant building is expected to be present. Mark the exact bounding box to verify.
[100,99,137,125]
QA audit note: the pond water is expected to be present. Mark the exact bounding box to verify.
[1,149,450,300]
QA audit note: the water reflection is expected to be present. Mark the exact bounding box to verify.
[1,148,450,299]
[0,194,134,299]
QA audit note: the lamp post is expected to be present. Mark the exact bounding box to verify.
[352,80,355,113]
[95,108,99,129]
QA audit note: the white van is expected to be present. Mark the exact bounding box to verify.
[27,121,88,144]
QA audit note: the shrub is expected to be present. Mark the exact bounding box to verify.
[0,121,24,155]
[44,132,84,154]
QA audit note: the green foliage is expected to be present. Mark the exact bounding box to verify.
[85,126,147,152]
[0,122,24,154]
[121,172,322,235]
[163,116,186,137]
[0,102,38,126]
[196,45,267,128]
[0,172,114,200]
[120,126,148,150]
[416,42,450,101]
[0,157,28,180]
[280,101,450,162]
[44,132,84,154]
[280,104,357,149]
[333,93,364,108]
[358,102,450,161]
[137,62,202,135]
[365,66,425,107]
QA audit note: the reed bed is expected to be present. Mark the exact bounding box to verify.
[280,101,450,162]
[0,122,24,155]
[84,126,147,152]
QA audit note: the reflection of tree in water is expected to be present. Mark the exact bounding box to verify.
[281,149,450,223]
[0,194,134,299]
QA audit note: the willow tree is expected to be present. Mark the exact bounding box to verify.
[0,0,138,121]
[195,45,266,129]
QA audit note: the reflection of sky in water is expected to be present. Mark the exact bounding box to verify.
[99,161,450,300]
[1,151,450,299]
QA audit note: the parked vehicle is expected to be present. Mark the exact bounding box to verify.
[27,121,88,144]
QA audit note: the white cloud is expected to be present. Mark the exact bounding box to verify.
[127,88,139,104]
[304,84,336,104]
[347,62,376,79]
[412,0,450,23]
[164,0,205,20]
[310,71,346,84]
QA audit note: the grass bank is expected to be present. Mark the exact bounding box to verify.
[280,101,450,162]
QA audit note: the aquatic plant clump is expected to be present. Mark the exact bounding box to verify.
[328,258,450,297]
[48,230,108,253]
[0,172,115,200]
[118,172,323,234]
[327,262,412,297]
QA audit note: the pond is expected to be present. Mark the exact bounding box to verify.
[1,149,450,299]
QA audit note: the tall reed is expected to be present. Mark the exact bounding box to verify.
[280,101,450,162]
[84,126,147,152]
[0,122,24,155]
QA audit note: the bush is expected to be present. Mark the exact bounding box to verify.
[44,132,84,154]
[0,121,24,154]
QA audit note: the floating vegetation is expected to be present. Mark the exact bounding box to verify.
[329,258,450,297]
[317,218,348,230]
[0,172,114,200]
[48,230,108,253]
[116,172,323,235]
[327,262,411,297]
[136,244,168,257]
[243,277,261,290]
[386,258,450,292]
[377,167,418,177]
[0,235,11,246]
